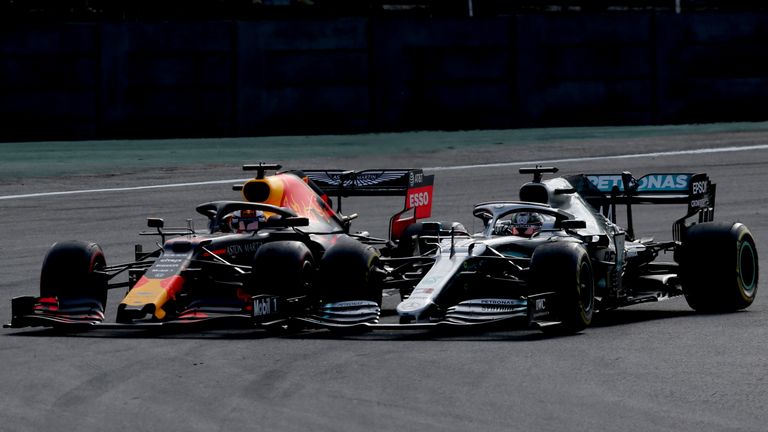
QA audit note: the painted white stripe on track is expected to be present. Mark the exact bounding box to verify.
[2,144,767,201]
[0,179,249,201]
[424,144,768,171]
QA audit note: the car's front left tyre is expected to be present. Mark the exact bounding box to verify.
[530,241,595,334]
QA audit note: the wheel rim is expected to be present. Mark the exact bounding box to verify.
[579,261,594,313]
[738,240,757,296]
[300,260,313,292]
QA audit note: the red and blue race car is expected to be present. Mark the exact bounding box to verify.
[7,164,434,331]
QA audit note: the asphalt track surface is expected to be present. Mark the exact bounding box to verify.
[1,124,767,432]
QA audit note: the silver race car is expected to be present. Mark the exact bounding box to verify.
[302,166,758,334]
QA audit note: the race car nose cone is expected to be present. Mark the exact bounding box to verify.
[116,303,155,323]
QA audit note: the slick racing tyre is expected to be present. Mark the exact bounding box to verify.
[678,222,758,312]
[317,237,382,305]
[250,241,314,299]
[40,240,108,309]
[530,241,595,334]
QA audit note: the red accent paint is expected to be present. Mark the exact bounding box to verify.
[179,311,209,319]
[34,304,59,312]
[159,275,185,300]
[132,277,149,290]
[406,185,433,219]
[278,175,339,227]
[235,288,252,303]
[35,297,60,312]
[390,211,416,241]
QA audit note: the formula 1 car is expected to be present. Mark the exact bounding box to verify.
[300,166,758,333]
[6,164,435,330]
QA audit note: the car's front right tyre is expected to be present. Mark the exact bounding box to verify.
[40,240,108,309]
[317,237,381,305]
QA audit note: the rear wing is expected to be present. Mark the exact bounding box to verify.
[301,169,435,241]
[567,172,716,240]
[234,165,434,240]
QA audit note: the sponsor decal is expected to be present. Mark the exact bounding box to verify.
[408,190,430,209]
[692,180,708,195]
[529,295,552,318]
[479,298,521,312]
[355,172,403,185]
[409,171,424,187]
[326,300,375,308]
[480,299,519,305]
[146,252,188,278]
[689,197,710,208]
[637,174,690,191]
[481,306,516,312]
[588,175,623,191]
[687,174,711,210]
[226,242,261,256]
[306,170,409,187]
[404,173,433,218]
[253,296,279,317]
[406,184,433,218]
[587,173,691,193]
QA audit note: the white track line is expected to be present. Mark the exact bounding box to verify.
[2,144,768,201]
[424,144,768,171]
[0,179,248,201]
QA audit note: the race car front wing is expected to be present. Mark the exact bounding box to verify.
[296,292,560,331]
[5,294,289,330]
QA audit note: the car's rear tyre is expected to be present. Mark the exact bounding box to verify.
[530,241,594,334]
[249,241,314,299]
[40,240,108,309]
[317,237,381,305]
[678,222,758,312]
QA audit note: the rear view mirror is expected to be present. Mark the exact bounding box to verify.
[147,218,165,229]
[283,217,309,227]
[561,220,586,230]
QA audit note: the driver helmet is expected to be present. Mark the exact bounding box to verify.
[224,209,265,233]
[510,212,543,237]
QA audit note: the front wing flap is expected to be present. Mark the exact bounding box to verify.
[7,296,105,328]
